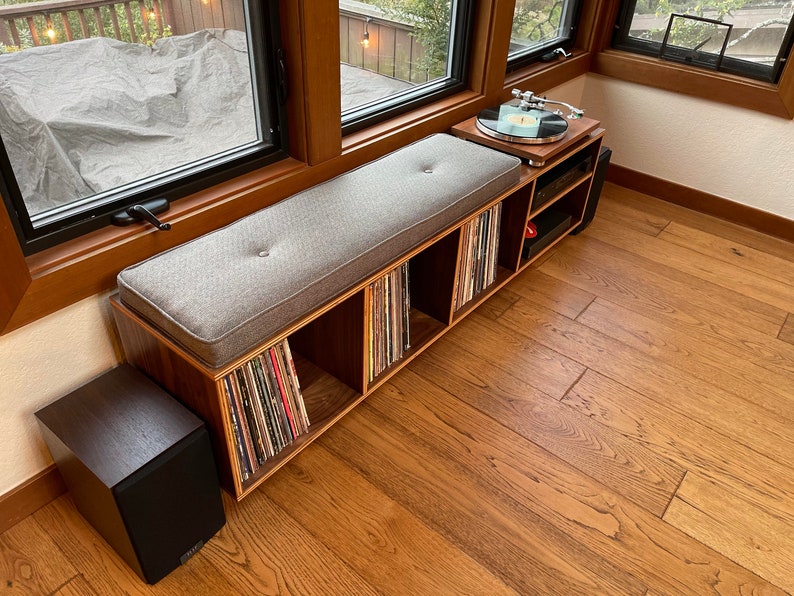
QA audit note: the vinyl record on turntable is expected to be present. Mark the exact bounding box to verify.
[476,102,568,145]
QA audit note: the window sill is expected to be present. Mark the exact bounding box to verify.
[1,157,308,335]
[504,50,592,99]
[592,49,794,119]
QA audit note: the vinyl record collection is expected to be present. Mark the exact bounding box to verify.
[222,338,309,482]
[368,262,411,382]
[454,202,502,310]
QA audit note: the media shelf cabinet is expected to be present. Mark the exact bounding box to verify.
[111,121,605,500]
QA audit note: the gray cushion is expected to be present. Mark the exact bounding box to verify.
[117,133,520,368]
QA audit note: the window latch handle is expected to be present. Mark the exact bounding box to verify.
[111,198,171,230]
[128,204,171,231]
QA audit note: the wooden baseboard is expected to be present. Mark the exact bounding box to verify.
[606,164,794,243]
[0,466,66,534]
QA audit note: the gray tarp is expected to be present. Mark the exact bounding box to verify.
[0,29,256,216]
[0,28,418,218]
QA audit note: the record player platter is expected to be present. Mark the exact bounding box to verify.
[475,102,568,145]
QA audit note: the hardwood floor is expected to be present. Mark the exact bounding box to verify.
[3,182,793,594]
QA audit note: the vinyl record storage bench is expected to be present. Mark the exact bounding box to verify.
[112,129,605,499]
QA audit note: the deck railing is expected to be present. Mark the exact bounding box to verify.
[0,0,170,47]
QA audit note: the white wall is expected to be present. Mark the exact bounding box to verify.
[0,294,119,495]
[581,73,794,221]
[1,72,791,499]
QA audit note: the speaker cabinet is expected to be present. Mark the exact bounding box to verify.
[35,364,226,584]
[572,145,611,234]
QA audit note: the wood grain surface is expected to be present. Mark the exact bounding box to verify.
[2,183,791,594]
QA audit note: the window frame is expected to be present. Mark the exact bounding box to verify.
[506,0,583,72]
[0,0,289,255]
[341,0,476,135]
[589,2,794,119]
[612,0,794,85]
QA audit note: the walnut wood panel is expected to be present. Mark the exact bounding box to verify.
[539,178,590,225]
[450,265,514,323]
[105,124,606,500]
[110,299,237,494]
[231,355,364,500]
[451,116,602,167]
[497,179,533,272]
[291,290,367,394]
[408,229,461,325]
[292,355,361,428]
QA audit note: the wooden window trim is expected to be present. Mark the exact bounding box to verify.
[586,2,794,119]
[592,49,794,119]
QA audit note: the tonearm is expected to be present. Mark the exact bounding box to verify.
[511,89,584,119]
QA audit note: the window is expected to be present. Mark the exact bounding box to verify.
[613,1,794,83]
[507,0,582,71]
[0,0,287,254]
[338,0,474,132]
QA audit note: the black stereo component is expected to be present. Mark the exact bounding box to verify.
[534,149,593,209]
[522,209,573,260]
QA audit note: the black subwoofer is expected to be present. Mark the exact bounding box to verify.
[35,364,226,584]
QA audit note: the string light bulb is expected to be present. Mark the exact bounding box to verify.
[45,16,56,41]
[360,17,370,48]
[147,3,156,19]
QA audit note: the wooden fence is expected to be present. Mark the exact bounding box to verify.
[1,0,423,84]
[340,11,429,84]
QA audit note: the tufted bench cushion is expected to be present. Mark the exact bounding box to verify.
[117,133,521,368]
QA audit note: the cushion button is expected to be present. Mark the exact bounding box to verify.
[258,250,269,257]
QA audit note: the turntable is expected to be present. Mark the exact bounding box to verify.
[475,89,584,145]
[451,89,601,166]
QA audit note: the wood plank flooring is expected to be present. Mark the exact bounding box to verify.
[2,182,793,594]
